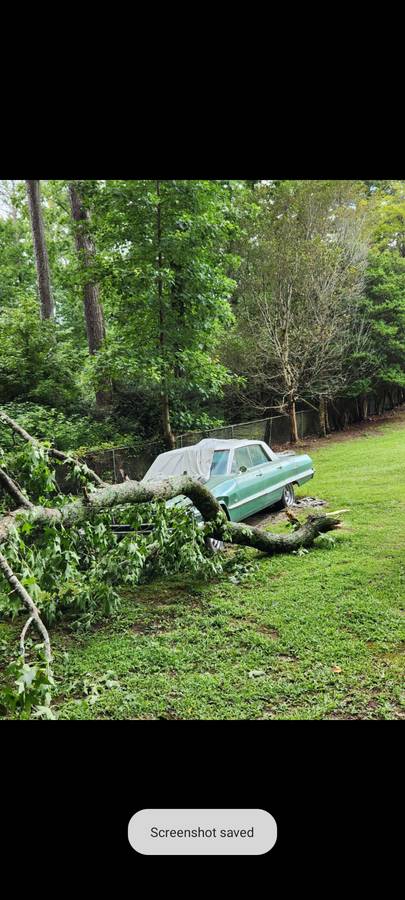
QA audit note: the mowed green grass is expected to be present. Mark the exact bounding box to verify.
[2,417,405,719]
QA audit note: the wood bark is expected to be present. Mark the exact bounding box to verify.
[26,180,55,319]
[0,551,51,661]
[288,400,299,443]
[325,401,330,433]
[264,418,272,445]
[0,473,342,552]
[0,467,33,509]
[68,182,111,408]
[319,396,327,436]
[156,180,175,450]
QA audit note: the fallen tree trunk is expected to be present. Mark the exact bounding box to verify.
[0,474,341,549]
[0,412,344,666]
[0,471,341,659]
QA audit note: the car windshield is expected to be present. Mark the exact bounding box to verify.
[210,450,230,476]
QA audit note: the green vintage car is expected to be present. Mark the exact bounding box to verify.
[142,438,315,550]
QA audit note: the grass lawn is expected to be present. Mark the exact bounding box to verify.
[1,416,405,720]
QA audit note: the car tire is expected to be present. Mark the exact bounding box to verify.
[280,483,295,508]
[205,537,225,554]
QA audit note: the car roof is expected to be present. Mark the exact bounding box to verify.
[195,438,267,450]
[141,438,275,484]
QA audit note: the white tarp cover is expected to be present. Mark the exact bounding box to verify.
[142,439,230,484]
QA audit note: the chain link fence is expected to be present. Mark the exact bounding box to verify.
[79,395,402,484]
[175,409,320,449]
[82,442,162,484]
[81,410,320,483]
[67,392,402,483]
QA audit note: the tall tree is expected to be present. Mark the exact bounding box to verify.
[231,180,371,441]
[68,182,105,354]
[156,180,175,448]
[25,180,55,319]
[68,181,109,407]
[88,179,236,446]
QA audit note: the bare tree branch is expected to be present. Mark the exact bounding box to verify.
[0,551,51,661]
[0,466,33,509]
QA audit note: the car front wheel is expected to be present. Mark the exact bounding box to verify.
[281,483,295,508]
[205,537,225,554]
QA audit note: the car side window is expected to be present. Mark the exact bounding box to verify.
[232,447,253,473]
[210,450,230,476]
[248,444,270,467]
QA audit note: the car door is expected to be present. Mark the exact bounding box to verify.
[227,445,277,520]
[246,444,286,511]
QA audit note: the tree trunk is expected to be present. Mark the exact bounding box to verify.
[288,400,299,443]
[264,417,272,446]
[161,386,175,450]
[0,470,342,554]
[319,396,327,436]
[156,180,175,450]
[25,180,54,320]
[68,182,110,407]
[325,401,330,433]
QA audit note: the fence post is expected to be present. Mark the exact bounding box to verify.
[112,448,117,484]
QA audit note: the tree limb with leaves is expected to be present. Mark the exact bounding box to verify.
[0,410,343,673]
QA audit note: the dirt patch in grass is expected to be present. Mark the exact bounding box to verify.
[158,711,181,720]
[256,626,279,639]
[325,713,363,720]
[137,589,204,610]
[246,501,329,529]
[379,646,405,664]
[131,619,173,635]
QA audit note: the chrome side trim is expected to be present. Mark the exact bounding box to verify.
[228,468,314,511]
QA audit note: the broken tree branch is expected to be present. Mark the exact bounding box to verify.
[0,551,52,661]
[0,474,342,553]
[0,411,343,677]
[20,616,34,657]
[0,466,33,509]
[0,462,343,673]
[0,410,106,488]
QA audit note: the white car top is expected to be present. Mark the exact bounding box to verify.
[141,438,278,484]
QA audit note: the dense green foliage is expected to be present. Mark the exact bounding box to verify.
[1,178,404,448]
